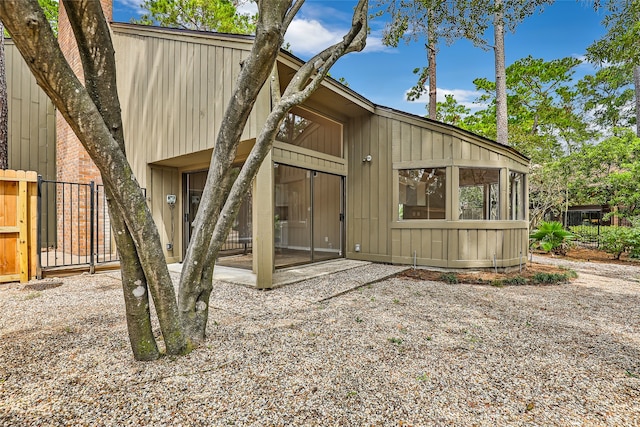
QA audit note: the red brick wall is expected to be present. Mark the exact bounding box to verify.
[56,1,113,257]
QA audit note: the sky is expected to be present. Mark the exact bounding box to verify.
[112,0,608,117]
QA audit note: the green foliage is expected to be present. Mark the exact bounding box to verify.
[531,272,575,285]
[577,65,635,129]
[530,221,574,255]
[439,273,458,284]
[587,1,640,67]
[568,130,640,219]
[502,276,527,286]
[134,0,256,34]
[599,226,640,260]
[38,0,58,36]
[436,94,471,126]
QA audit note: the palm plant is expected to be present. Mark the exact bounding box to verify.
[530,221,574,255]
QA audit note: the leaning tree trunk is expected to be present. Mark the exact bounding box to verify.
[493,0,508,146]
[178,0,368,344]
[634,65,640,137]
[0,23,8,170]
[62,0,160,360]
[0,0,188,358]
[426,9,437,120]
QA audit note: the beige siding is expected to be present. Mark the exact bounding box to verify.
[112,26,267,171]
[272,142,345,176]
[346,107,529,268]
[5,41,56,179]
[149,166,180,263]
[346,114,393,263]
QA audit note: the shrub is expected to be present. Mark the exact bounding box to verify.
[532,272,574,284]
[530,221,574,255]
[600,226,640,259]
[439,273,458,284]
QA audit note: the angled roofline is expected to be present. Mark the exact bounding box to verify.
[374,105,531,163]
[108,22,529,163]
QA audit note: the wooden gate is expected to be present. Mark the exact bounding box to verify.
[0,170,37,283]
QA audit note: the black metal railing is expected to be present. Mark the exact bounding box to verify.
[37,177,121,276]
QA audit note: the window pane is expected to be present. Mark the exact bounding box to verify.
[459,168,500,220]
[277,107,342,157]
[398,168,446,220]
[509,172,525,220]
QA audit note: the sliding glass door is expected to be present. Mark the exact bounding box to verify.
[274,164,343,268]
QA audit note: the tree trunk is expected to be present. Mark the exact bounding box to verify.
[178,0,368,343]
[634,65,640,137]
[0,23,8,170]
[2,0,367,358]
[1,0,188,357]
[493,0,508,145]
[61,0,160,360]
[427,9,437,120]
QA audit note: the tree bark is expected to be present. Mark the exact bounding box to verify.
[177,0,295,342]
[634,65,640,137]
[493,0,508,145]
[62,0,160,360]
[2,0,367,357]
[1,0,188,357]
[427,10,437,120]
[179,0,368,343]
[0,23,8,170]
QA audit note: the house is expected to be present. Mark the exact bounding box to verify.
[5,2,530,288]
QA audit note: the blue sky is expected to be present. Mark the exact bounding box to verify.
[113,0,607,116]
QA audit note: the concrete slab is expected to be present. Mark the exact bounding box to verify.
[167,259,370,288]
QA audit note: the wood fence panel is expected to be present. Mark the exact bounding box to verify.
[0,170,38,283]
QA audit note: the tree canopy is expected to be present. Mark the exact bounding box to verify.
[135,0,256,34]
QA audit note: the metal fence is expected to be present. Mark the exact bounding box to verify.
[37,178,120,275]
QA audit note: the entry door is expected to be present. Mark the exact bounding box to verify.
[182,171,207,258]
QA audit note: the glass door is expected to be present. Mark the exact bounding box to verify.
[274,164,344,268]
[274,164,312,267]
[182,171,207,258]
[312,171,343,262]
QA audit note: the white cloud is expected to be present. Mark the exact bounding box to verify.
[115,0,144,14]
[285,19,343,55]
[285,18,389,56]
[236,1,258,16]
[408,87,485,110]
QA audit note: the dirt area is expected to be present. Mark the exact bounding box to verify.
[541,246,640,265]
[401,262,573,286]
[401,247,640,286]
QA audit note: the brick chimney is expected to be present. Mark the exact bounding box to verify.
[56,0,113,257]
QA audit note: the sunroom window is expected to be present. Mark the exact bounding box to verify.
[398,168,446,220]
[509,171,525,220]
[459,168,500,220]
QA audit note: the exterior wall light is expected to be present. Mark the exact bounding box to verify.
[362,154,372,162]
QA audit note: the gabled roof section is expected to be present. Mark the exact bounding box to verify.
[109,22,529,163]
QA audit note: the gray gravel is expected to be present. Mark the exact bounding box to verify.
[1,262,639,426]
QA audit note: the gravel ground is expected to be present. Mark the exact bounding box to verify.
[1,262,639,426]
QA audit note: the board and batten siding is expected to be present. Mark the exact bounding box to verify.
[346,113,393,264]
[112,25,269,189]
[5,41,56,180]
[346,108,529,269]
